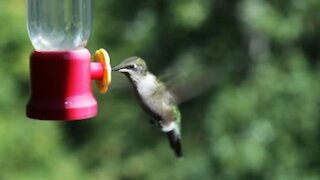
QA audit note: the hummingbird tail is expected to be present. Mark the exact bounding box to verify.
[166,130,183,158]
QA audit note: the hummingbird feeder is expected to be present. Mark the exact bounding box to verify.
[26,0,111,120]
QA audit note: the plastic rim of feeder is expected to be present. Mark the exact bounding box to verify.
[95,48,112,93]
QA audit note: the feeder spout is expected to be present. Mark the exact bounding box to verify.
[90,62,104,80]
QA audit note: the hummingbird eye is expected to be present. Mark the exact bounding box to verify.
[127,64,135,70]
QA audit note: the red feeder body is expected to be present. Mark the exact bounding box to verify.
[27,49,103,120]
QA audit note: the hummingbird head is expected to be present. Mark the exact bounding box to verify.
[112,57,148,76]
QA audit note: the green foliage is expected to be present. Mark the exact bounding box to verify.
[1,0,320,179]
[206,53,320,179]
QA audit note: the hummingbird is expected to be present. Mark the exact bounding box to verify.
[112,57,183,158]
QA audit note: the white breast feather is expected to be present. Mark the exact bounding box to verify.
[136,74,157,97]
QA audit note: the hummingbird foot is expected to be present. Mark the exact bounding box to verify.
[149,119,162,128]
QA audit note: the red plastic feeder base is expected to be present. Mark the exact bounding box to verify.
[27,49,98,120]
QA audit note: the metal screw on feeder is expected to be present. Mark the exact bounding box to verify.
[26,0,111,120]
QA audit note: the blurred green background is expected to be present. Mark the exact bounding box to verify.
[1,0,320,179]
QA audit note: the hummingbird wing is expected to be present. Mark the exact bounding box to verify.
[167,71,216,104]
[157,55,225,104]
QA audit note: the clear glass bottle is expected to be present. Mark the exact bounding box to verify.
[27,0,92,51]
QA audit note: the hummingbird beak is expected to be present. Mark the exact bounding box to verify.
[111,66,121,71]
